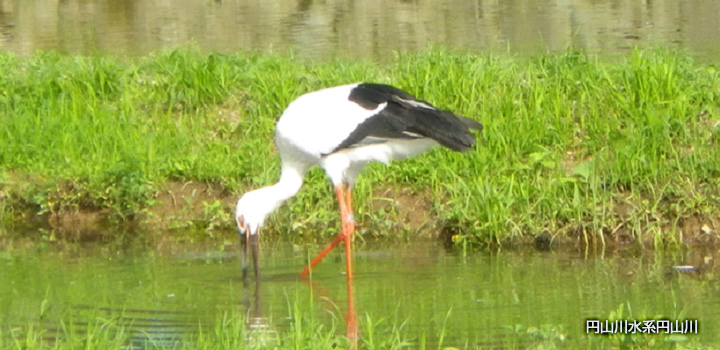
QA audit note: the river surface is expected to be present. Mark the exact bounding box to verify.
[1,0,720,61]
[1,238,718,348]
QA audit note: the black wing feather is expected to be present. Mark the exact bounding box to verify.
[330,83,482,154]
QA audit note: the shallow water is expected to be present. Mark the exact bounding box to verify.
[1,0,720,61]
[1,237,719,348]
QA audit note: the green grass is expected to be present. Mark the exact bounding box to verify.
[0,309,710,350]
[0,48,719,245]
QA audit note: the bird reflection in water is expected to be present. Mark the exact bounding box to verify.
[239,232,278,348]
[239,231,358,347]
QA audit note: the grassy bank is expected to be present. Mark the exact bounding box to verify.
[0,48,719,246]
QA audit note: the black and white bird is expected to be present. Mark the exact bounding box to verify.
[235,83,482,279]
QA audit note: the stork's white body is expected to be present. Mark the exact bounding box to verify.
[275,84,439,186]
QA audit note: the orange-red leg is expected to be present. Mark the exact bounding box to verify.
[299,234,344,277]
[342,184,358,344]
[299,184,355,277]
[298,184,358,344]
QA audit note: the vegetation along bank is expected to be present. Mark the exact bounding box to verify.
[0,48,718,247]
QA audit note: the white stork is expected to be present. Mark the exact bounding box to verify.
[235,83,483,280]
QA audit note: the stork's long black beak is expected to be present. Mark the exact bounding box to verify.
[239,226,260,282]
[249,233,259,279]
[239,227,249,281]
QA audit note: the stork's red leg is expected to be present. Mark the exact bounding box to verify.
[298,184,358,344]
[342,183,356,281]
[299,184,353,277]
[299,234,343,277]
[343,184,358,344]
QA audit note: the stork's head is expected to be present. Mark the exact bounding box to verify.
[236,190,270,280]
[235,191,268,236]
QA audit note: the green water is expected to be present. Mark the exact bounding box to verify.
[1,237,718,349]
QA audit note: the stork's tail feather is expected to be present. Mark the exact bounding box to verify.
[460,116,483,131]
[408,108,482,152]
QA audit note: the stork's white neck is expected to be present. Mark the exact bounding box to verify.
[235,164,306,234]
